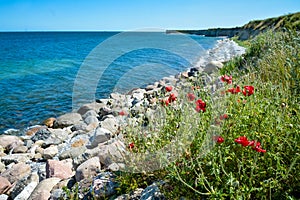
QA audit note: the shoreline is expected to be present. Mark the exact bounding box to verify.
[0,38,245,199]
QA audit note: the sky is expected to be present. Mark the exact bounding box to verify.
[0,0,299,31]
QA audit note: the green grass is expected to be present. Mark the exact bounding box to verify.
[116,30,300,199]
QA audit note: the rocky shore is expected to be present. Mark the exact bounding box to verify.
[0,39,245,200]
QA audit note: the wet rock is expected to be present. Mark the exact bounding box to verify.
[46,159,74,180]
[31,129,51,142]
[75,157,101,182]
[26,126,46,136]
[43,118,56,128]
[28,177,61,200]
[0,177,11,194]
[91,172,118,198]
[0,135,23,152]
[54,113,83,128]
[0,163,31,184]
[89,127,112,148]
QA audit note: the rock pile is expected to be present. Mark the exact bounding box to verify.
[0,39,245,199]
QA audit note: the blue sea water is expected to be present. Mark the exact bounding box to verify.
[0,31,221,133]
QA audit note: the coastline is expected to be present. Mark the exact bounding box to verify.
[0,38,245,199]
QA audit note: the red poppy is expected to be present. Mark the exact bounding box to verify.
[251,141,266,153]
[168,93,177,103]
[195,99,206,112]
[119,110,127,116]
[234,136,251,147]
[165,86,173,92]
[187,93,196,101]
[227,85,241,94]
[219,114,228,120]
[220,75,232,84]
[213,136,224,143]
[128,142,134,149]
[242,86,255,96]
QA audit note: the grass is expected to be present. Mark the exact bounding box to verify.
[116,30,300,199]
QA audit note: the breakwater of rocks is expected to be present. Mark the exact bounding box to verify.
[0,39,245,200]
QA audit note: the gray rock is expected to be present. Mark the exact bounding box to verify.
[89,127,112,148]
[31,129,51,142]
[54,113,83,128]
[99,106,113,118]
[75,157,101,182]
[77,102,105,115]
[59,146,86,160]
[42,146,59,159]
[71,122,88,132]
[49,188,64,200]
[10,172,39,199]
[1,153,33,165]
[12,145,28,154]
[28,177,61,200]
[0,135,24,152]
[140,181,165,200]
[107,163,125,172]
[82,110,98,119]
[1,163,31,184]
[203,61,223,74]
[98,140,126,167]
[91,172,118,197]
[0,194,9,200]
[84,116,99,125]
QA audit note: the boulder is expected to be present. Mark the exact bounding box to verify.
[203,61,223,74]
[91,172,118,198]
[84,116,99,125]
[58,146,86,160]
[140,181,165,200]
[28,177,61,200]
[82,110,98,119]
[89,127,112,148]
[75,157,101,182]
[100,116,118,134]
[10,172,39,199]
[0,135,23,152]
[1,153,33,165]
[54,113,83,128]
[12,145,28,153]
[46,159,74,180]
[42,146,58,159]
[77,102,105,115]
[0,163,31,184]
[31,129,51,142]
[43,118,56,128]
[97,140,126,167]
[0,177,11,194]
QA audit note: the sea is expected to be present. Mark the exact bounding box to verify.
[0,31,221,134]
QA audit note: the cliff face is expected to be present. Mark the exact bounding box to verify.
[167,28,261,40]
[168,12,299,40]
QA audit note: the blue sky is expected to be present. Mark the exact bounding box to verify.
[0,0,299,31]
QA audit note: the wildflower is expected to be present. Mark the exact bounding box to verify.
[234,136,251,147]
[242,86,254,96]
[219,114,228,120]
[220,75,232,84]
[195,99,206,112]
[251,141,266,153]
[119,110,127,116]
[213,136,224,143]
[227,85,241,94]
[128,142,134,149]
[187,93,196,101]
[165,86,173,92]
[168,93,177,103]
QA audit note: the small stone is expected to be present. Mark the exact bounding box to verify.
[43,118,56,128]
[58,146,86,160]
[84,116,99,125]
[75,157,101,182]
[0,177,11,194]
[46,159,74,180]
[26,126,46,136]
[31,129,51,142]
[140,181,165,200]
[0,162,5,173]
[89,127,112,148]
[1,153,33,165]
